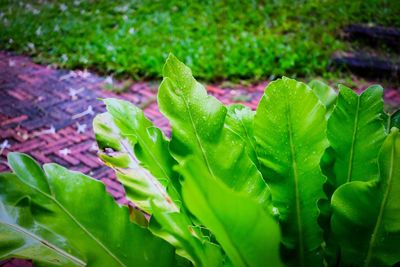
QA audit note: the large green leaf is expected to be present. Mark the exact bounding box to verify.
[254,77,328,267]
[177,157,283,267]
[2,152,176,267]
[0,174,84,267]
[102,98,181,196]
[331,128,400,267]
[158,54,270,210]
[225,104,260,168]
[93,103,221,267]
[327,85,386,187]
[93,110,179,215]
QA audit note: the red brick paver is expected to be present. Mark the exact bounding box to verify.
[1,51,399,267]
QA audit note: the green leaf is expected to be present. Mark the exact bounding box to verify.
[177,157,283,267]
[93,103,220,267]
[158,54,271,210]
[327,85,386,187]
[103,98,181,195]
[331,128,400,267]
[3,152,176,267]
[0,173,84,267]
[93,112,179,214]
[225,104,260,168]
[254,77,328,267]
[308,80,337,117]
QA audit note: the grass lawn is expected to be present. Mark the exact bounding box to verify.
[0,0,399,81]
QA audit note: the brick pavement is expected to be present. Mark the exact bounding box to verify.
[0,51,399,266]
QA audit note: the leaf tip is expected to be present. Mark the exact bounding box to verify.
[162,53,192,80]
[7,151,20,161]
[7,152,34,166]
[163,53,179,75]
[166,52,177,61]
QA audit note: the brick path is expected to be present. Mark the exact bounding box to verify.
[1,51,399,267]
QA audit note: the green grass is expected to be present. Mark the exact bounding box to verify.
[0,0,399,81]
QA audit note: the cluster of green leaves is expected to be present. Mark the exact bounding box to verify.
[1,0,400,80]
[1,55,400,267]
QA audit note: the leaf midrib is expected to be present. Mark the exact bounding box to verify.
[238,117,261,168]
[364,137,396,267]
[2,221,86,266]
[346,96,361,183]
[18,176,127,267]
[386,113,392,132]
[180,90,216,178]
[285,100,305,267]
[132,124,171,182]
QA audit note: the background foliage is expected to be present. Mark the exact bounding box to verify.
[1,0,399,81]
